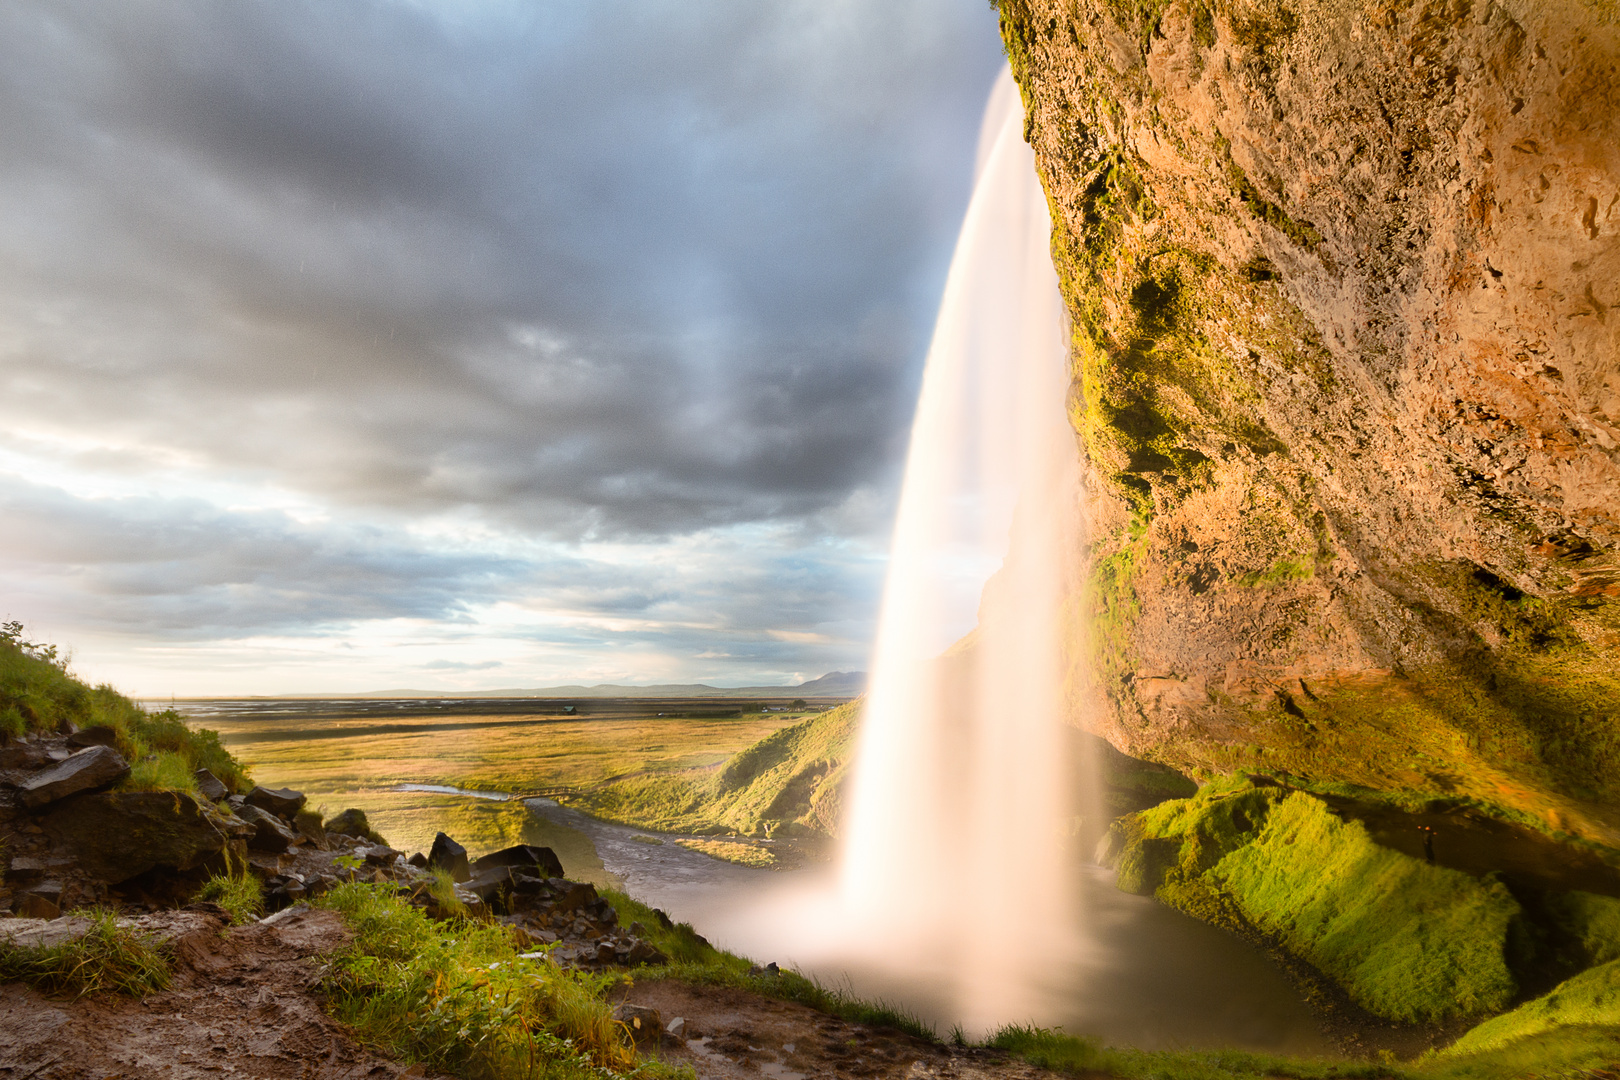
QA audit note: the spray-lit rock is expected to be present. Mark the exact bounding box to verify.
[997,0,1620,844]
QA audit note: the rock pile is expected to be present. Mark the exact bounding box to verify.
[1,729,672,971]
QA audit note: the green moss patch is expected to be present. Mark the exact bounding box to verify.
[1213,794,1518,1022]
[1117,783,1520,1023]
[1439,959,1620,1059]
[1546,891,1620,966]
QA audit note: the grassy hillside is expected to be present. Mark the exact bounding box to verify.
[573,700,859,840]
[0,623,248,794]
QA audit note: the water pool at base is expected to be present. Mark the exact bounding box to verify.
[525,799,1333,1056]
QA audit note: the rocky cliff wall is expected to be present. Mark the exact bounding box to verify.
[997,0,1620,844]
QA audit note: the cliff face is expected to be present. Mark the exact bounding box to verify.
[998,0,1620,843]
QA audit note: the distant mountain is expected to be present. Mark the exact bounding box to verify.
[259,671,868,701]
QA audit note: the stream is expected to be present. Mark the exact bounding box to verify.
[522,797,1333,1055]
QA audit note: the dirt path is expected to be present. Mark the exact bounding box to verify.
[0,906,440,1080]
[1,908,1065,1080]
[616,980,1065,1080]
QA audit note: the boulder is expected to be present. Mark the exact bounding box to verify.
[244,785,305,819]
[65,726,120,750]
[325,807,380,842]
[554,881,599,914]
[469,844,565,880]
[237,804,298,852]
[612,1003,661,1040]
[17,745,130,809]
[627,940,668,966]
[293,809,326,848]
[406,851,429,869]
[40,791,244,883]
[361,845,401,867]
[427,832,469,882]
[193,768,229,802]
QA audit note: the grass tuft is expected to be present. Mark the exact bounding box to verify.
[427,868,470,919]
[0,909,170,998]
[317,882,689,1079]
[194,874,265,926]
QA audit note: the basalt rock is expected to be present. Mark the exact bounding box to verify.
[244,785,305,819]
[469,843,564,880]
[39,791,249,883]
[17,745,129,809]
[236,804,298,853]
[193,768,229,802]
[997,0,1620,844]
[325,807,382,843]
[427,832,469,882]
[64,726,119,751]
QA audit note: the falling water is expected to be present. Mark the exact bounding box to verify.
[835,67,1083,1027]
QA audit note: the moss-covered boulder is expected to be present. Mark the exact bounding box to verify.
[1115,781,1522,1022]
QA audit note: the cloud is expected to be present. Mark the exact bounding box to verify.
[421,659,502,672]
[0,0,1006,690]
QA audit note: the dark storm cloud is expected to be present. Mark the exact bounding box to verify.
[0,0,1003,539]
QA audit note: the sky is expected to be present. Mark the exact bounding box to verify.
[0,0,1008,696]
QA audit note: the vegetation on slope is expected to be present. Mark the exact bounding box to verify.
[318,882,685,1079]
[574,701,858,841]
[0,622,248,794]
[1212,795,1518,1022]
[1437,959,1620,1060]
[1113,780,1520,1023]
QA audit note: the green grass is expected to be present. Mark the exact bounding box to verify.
[0,909,171,998]
[317,882,690,1079]
[427,868,470,918]
[0,626,249,794]
[194,873,265,926]
[986,1025,1385,1080]
[568,702,859,841]
[1436,959,1620,1058]
[125,749,200,794]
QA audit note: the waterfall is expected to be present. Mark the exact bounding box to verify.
[836,66,1083,1028]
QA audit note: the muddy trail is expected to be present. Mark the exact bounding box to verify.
[0,906,1068,1080]
[0,906,435,1080]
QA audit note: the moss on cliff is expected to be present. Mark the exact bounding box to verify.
[1113,782,1523,1024]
